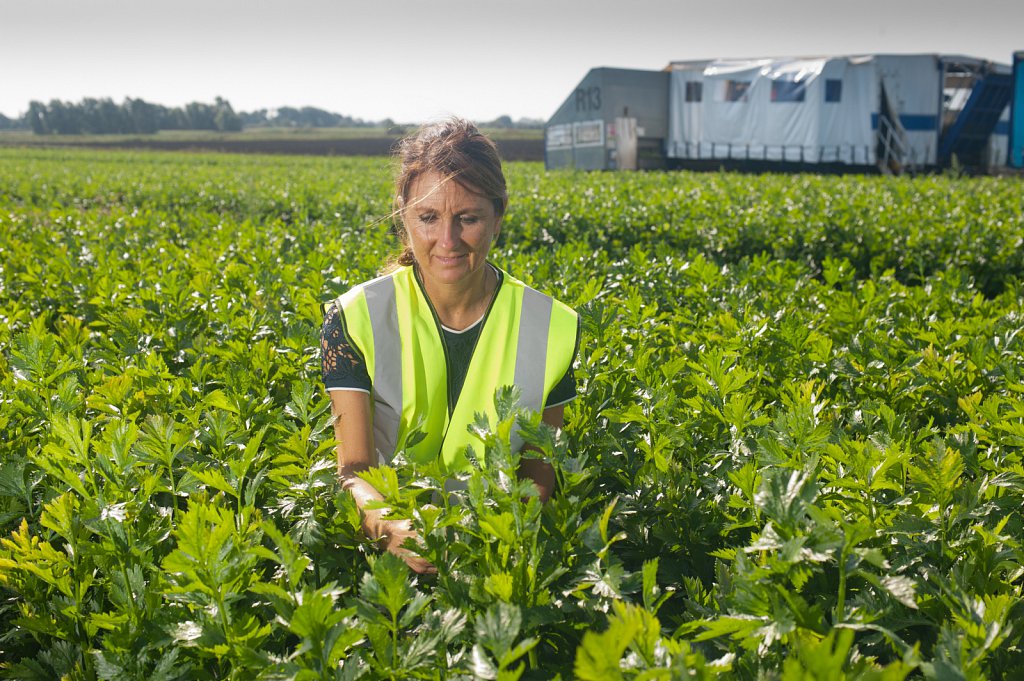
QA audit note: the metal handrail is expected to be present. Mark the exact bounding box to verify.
[877,115,909,174]
[672,139,918,170]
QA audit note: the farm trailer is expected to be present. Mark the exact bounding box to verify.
[546,53,1020,174]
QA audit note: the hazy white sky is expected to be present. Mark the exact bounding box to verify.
[1,0,1021,122]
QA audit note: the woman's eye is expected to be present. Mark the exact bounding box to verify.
[418,214,436,224]
[461,215,479,225]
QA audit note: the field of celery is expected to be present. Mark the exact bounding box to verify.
[0,147,1022,680]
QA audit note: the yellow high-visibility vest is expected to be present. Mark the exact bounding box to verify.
[335,264,577,473]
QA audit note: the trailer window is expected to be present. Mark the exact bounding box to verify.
[825,79,842,103]
[546,124,573,149]
[685,81,703,102]
[573,120,604,147]
[724,80,750,102]
[771,79,806,102]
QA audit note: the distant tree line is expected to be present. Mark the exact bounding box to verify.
[479,114,545,129]
[1,96,545,135]
[242,110,544,131]
[0,112,24,130]
[241,106,378,128]
[22,97,242,135]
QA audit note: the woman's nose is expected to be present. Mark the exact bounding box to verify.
[437,217,460,247]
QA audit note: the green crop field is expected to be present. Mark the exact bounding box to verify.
[1,148,1022,680]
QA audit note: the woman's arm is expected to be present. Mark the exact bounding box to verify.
[330,390,435,574]
[516,404,562,503]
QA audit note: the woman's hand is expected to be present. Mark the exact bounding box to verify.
[331,390,437,574]
[382,518,436,575]
[515,404,565,503]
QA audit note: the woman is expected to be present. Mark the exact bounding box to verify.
[320,118,580,573]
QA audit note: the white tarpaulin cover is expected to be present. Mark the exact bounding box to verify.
[874,55,941,165]
[668,56,879,164]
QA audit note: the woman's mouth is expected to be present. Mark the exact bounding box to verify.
[435,254,467,265]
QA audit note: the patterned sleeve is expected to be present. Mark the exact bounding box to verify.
[320,302,372,392]
[544,315,581,408]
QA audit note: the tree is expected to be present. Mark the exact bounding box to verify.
[126,98,158,134]
[240,108,269,127]
[184,101,217,130]
[26,102,48,134]
[213,97,242,132]
[47,99,80,134]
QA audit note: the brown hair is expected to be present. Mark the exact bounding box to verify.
[389,118,508,268]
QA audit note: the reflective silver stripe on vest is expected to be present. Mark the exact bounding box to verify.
[511,287,553,454]
[364,276,402,464]
[514,287,553,413]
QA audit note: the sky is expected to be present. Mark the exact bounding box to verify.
[1,0,1022,123]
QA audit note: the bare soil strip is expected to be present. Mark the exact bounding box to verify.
[4,136,544,161]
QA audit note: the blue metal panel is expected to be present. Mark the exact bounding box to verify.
[1011,52,1024,168]
[546,147,573,170]
[572,146,607,170]
[870,114,939,131]
[939,73,1013,165]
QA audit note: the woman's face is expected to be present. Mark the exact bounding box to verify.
[402,169,502,289]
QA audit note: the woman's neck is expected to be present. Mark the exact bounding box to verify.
[418,264,496,331]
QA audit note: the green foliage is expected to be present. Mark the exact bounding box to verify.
[0,148,1023,678]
